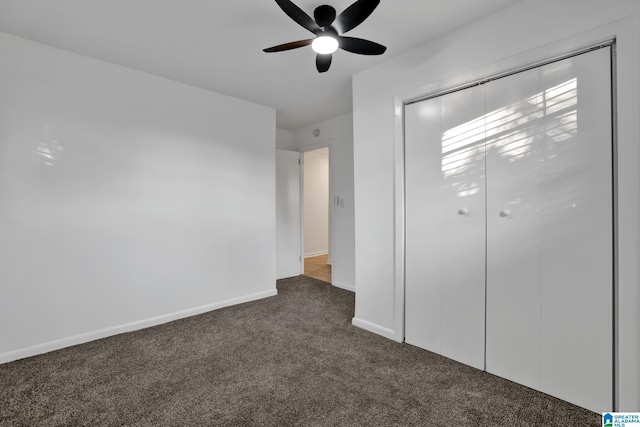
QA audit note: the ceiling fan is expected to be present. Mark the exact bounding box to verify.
[263,0,387,73]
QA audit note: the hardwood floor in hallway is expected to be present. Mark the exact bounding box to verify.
[304,254,331,283]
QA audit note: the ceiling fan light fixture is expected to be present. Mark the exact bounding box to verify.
[312,36,339,54]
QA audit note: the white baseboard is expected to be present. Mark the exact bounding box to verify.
[0,288,278,365]
[351,317,397,341]
[332,281,355,292]
[304,250,328,258]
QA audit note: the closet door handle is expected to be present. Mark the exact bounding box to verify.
[458,208,469,217]
[499,210,512,218]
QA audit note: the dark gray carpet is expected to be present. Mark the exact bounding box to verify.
[1,276,600,426]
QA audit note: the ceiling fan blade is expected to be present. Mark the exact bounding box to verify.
[275,0,322,34]
[332,0,380,34]
[263,39,314,53]
[338,36,386,55]
[316,54,332,73]
[314,5,337,28]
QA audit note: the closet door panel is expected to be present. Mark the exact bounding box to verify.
[539,48,613,412]
[439,86,486,369]
[405,86,486,370]
[485,68,543,388]
[405,98,445,352]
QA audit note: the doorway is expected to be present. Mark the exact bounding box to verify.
[302,146,332,283]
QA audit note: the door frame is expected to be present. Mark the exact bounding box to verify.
[300,139,335,282]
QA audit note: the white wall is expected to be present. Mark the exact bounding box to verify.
[352,0,640,410]
[293,113,355,292]
[276,128,294,150]
[0,32,277,363]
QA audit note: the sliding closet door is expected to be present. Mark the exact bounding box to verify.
[405,86,486,370]
[538,48,613,412]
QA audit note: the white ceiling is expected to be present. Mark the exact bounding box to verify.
[0,0,523,130]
